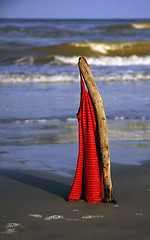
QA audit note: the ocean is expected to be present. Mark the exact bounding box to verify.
[0,19,150,176]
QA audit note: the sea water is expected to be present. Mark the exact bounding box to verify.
[0,19,150,175]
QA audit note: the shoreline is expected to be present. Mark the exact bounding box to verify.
[0,160,150,240]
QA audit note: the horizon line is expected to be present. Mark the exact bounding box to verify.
[0,17,150,20]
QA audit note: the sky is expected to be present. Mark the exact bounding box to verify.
[0,0,150,19]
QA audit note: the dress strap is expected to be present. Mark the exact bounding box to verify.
[79,57,89,92]
[79,68,85,93]
[77,57,88,119]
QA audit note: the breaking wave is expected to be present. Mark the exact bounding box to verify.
[0,116,149,125]
[131,22,150,29]
[0,72,150,84]
[0,74,77,84]
[2,41,150,65]
[104,22,150,30]
[34,41,150,57]
[14,55,150,66]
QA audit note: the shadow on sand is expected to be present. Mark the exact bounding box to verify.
[0,168,71,199]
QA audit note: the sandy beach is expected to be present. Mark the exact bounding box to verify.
[0,160,150,240]
[0,18,150,240]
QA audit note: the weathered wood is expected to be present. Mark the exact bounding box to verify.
[78,57,113,202]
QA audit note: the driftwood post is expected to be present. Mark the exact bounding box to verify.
[78,57,113,202]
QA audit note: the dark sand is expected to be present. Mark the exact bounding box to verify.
[0,161,150,240]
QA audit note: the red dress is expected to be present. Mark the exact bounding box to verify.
[67,60,103,203]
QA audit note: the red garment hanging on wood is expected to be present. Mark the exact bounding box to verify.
[67,58,103,203]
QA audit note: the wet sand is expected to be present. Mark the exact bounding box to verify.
[0,161,150,240]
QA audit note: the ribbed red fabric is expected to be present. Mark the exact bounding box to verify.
[67,58,103,203]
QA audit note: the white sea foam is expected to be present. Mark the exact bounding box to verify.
[6,223,21,228]
[131,23,150,29]
[2,222,22,234]
[1,116,149,127]
[3,228,17,234]
[29,214,42,218]
[66,218,80,221]
[136,213,143,216]
[0,71,150,85]
[15,56,34,64]
[82,215,104,219]
[0,74,77,84]
[114,204,119,208]
[67,118,77,122]
[24,119,55,124]
[15,54,150,67]
[45,215,64,221]
[55,55,150,66]
[72,209,79,212]
[115,116,126,120]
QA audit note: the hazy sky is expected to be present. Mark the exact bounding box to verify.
[0,0,150,19]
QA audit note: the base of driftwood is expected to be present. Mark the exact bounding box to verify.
[102,198,117,204]
[103,186,114,203]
